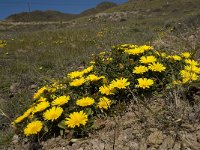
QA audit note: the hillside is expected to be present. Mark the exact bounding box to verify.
[5,1,118,22]
[0,0,200,149]
[6,10,78,22]
[80,1,117,16]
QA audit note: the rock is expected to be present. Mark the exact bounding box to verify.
[147,131,165,145]
[12,134,19,144]
[10,83,20,93]
[30,84,37,89]
[95,13,110,18]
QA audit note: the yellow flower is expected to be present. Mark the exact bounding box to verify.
[97,97,111,110]
[161,53,167,57]
[180,70,198,83]
[184,65,200,74]
[67,71,84,79]
[137,78,154,89]
[99,51,106,55]
[33,101,50,113]
[76,97,95,107]
[110,78,130,89]
[82,65,94,74]
[33,86,47,99]
[37,97,47,102]
[185,59,199,66]
[148,62,166,72]
[99,85,114,95]
[0,40,6,48]
[125,48,144,55]
[65,111,88,128]
[173,80,183,85]
[181,52,191,58]
[69,77,85,87]
[86,74,103,82]
[23,107,34,117]
[52,96,70,106]
[125,45,153,55]
[43,107,63,121]
[172,55,182,61]
[14,115,26,124]
[140,56,157,64]
[90,61,95,64]
[24,121,43,136]
[133,65,148,74]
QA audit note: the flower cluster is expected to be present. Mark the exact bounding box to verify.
[0,40,7,48]
[13,44,200,139]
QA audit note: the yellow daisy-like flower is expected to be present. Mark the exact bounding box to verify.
[23,107,34,117]
[33,86,47,99]
[52,95,70,106]
[99,85,114,95]
[13,107,35,124]
[181,52,191,58]
[148,62,166,72]
[184,65,200,74]
[97,97,111,110]
[161,53,167,57]
[37,97,47,102]
[86,74,104,82]
[24,121,43,136]
[185,59,199,66]
[180,70,198,83]
[43,107,63,121]
[173,80,183,85]
[133,65,148,74]
[110,78,130,89]
[69,77,85,87]
[139,56,157,64]
[82,65,94,74]
[67,71,84,79]
[65,111,88,128]
[125,48,144,55]
[14,115,26,124]
[76,97,95,107]
[90,61,95,64]
[125,45,153,55]
[137,78,154,89]
[172,55,182,61]
[33,101,50,113]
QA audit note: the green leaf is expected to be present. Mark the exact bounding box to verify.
[85,108,94,115]
[44,125,49,132]
[58,120,67,129]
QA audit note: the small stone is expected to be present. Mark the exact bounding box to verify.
[10,83,19,93]
[12,134,19,144]
[30,84,37,89]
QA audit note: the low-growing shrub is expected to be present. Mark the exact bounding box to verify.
[12,44,200,141]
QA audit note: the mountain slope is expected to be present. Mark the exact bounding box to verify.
[5,1,118,22]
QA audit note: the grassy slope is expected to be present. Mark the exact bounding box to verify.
[0,0,200,147]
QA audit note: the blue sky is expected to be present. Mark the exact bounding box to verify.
[0,0,127,20]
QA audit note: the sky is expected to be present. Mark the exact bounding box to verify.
[0,0,127,20]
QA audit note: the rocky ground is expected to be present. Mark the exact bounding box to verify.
[6,90,200,150]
